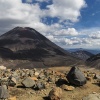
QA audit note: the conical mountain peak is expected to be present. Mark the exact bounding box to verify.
[0,27,83,68]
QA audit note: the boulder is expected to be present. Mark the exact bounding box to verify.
[66,67,86,86]
[49,87,62,100]
[0,85,9,99]
[22,78,35,88]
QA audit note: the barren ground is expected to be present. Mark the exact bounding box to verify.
[8,66,100,100]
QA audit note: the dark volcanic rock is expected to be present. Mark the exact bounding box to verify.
[0,27,83,68]
[66,67,87,86]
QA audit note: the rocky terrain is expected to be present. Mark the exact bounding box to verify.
[0,27,83,68]
[0,27,99,100]
[0,66,99,100]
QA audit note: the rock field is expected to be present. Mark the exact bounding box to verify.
[0,66,99,100]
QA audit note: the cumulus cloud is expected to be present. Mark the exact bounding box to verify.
[2,0,98,49]
[89,31,100,39]
[53,28,79,36]
[0,0,86,34]
[45,0,86,22]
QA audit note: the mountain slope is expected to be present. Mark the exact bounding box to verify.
[0,27,83,68]
[86,53,100,69]
[72,50,94,61]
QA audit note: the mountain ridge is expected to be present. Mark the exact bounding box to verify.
[71,50,94,61]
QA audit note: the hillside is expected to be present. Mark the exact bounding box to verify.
[0,27,83,68]
[72,50,94,61]
[86,53,100,69]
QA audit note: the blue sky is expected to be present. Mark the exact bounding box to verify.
[0,0,100,49]
[74,0,100,29]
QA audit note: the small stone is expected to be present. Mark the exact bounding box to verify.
[44,83,50,89]
[86,77,92,82]
[8,96,16,100]
[94,74,100,80]
[92,92,97,94]
[35,82,45,90]
[8,77,17,87]
[61,84,75,91]
[35,72,39,76]
[38,74,45,80]
[49,87,62,100]
[47,77,55,83]
[29,70,34,77]
[30,77,38,81]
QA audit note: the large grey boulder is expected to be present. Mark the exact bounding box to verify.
[66,67,86,86]
[0,85,9,99]
[83,93,100,100]
[22,78,35,88]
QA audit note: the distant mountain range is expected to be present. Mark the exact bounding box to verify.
[0,27,83,68]
[67,48,100,54]
[71,50,94,61]
[67,48,100,69]
[86,53,100,69]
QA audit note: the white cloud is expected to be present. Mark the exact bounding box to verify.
[45,0,86,22]
[46,35,54,40]
[0,0,86,34]
[2,0,99,49]
[53,28,79,36]
[89,31,100,39]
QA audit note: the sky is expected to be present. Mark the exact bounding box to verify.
[0,0,100,49]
